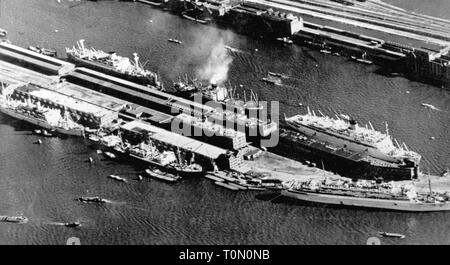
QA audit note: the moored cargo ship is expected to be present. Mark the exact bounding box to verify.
[282,107,421,180]
[66,39,162,89]
[0,86,85,137]
[281,177,450,212]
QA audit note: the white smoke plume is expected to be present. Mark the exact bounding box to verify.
[196,37,233,85]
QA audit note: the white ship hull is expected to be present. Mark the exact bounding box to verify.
[0,106,84,137]
[281,189,450,212]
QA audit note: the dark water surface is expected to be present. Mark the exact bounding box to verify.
[0,0,449,244]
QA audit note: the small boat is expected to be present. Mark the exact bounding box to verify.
[28,46,40,53]
[77,196,108,204]
[88,157,94,164]
[145,169,181,183]
[168,38,182,44]
[40,48,57,57]
[261,77,278,85]
[103,152,116,159]
[0,215,28,223]
[379,232,405,239]
[96,149,102,155]
[0,28,7,37]
[421,103,440,111]
[276,37,293,44]
[137,175,143,181]
[268,72,284,78]
[443,168,450,178]
[36,139,43,145]
[64,222,81,228]
[33,129,42,135]
[27,46,57,57]
[107,175,127,183]
[320,49,332,54]
[42,130,54,137]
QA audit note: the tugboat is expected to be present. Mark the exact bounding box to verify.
[77,196,108,204]
[0,215,28,223]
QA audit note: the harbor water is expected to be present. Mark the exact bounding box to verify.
[0,0,449,244]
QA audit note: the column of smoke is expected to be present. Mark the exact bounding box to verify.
[196,37,233,85]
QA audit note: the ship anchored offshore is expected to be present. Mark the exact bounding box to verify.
[283,107,421,180]
[66,39,162,89]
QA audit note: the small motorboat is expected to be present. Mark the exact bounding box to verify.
[36,139,43,145]
[137,175,143,181]
[268,72,284,78]
[168,38,182,44]
[0,215,28,223]
[42,130,54,137]
[379,232,405,239]
[96,149,102,155]
[276,37,293,44]
[107,175,127,183]
[64,222,81,228]
[88,157,94,164]
[261,77,280,85]
[33,129,42,135]
[103,152,117,159]
[0,28,7,37]
[77,196,107,204]
[320,49,332,54]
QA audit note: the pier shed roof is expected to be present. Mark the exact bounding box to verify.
[121,120,228,159]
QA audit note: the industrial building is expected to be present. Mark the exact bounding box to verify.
[120,120,244,170]
[172,113,247,150]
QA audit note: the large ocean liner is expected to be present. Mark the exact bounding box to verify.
[277,107,421,180]
[282,177,450,212]
[66,40,162,89]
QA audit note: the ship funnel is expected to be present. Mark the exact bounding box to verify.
[349,119,357,130]
[133,52,140,68]
[79,39,85,52]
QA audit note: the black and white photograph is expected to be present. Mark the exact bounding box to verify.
[0,0,449,250]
